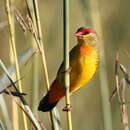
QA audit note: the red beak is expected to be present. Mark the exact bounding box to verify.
[73,31,83,37]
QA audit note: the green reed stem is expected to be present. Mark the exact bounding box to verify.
[63,0,72,130]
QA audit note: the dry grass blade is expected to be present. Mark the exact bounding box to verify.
[16,10,41,51]
[0,60,42,130]
[9,1,19,129]
[4,88,45,130]
[0,48,36,93]
[21,0,40,115]
[109,87,117,102]
[115,54,121,103]
[110,54,130,130]
[119,64,130,84]
[110,54,120,102]
[110,55,130,102]
[15,1,61,129]
[15,10,28,32]
[15,9,37,36]
[5,0,29,128]
[120,79,129,130]
[24,0,61,129]
[0,120,4,130]
[0,95,13,130]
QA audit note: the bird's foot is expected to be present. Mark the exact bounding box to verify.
[63,104,72,112]
[63,67,72,74]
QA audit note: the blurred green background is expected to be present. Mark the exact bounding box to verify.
[0,0,130,130]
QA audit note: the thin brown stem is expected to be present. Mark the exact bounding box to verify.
[120,79,129,130]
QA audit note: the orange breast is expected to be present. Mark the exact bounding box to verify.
[48,44,99,103]
[70,45,99,92]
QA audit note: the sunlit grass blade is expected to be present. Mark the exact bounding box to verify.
[0,48,36,93]
[24,0,62,129]
[0,120,5,130]
[24,0,40,115]
[0,60,42,130]
[4,0,28,129]
[9,0,19,129]
[0,95,13,130]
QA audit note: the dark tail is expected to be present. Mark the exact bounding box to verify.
[38,93,58,112]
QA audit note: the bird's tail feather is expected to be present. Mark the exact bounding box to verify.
[38,92,58,112]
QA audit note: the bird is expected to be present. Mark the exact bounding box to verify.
[38,27,99,112]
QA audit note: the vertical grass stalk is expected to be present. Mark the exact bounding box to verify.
[32,54,39,114]
[4,0,28,129]
[63,0,73,130]
[25,0,40,115]
[79,1,113,129]
[89,0,113,130]
[32,0,50,91]
[9,0,19,129]
[121,78,129,130]
[0,60,42,130]
[26,0,61,129]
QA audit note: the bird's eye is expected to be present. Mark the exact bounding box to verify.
[83,31,90,35]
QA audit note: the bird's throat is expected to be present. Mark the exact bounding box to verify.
[79,44,97,57]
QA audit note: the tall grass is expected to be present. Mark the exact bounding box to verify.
[89,0,113,130]
[4,0,43,129]
[1,0,127,129]
[24,0,61,129]
[0,95,12,130]
[25,0,40,115]
[4,0,28,129]
[0,59,42,130]
[9,0,19,130]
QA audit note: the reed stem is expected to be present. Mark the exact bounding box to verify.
[4,0,28,129]
[25,0,40,115]
[63,0,72,130]
[27,0,60,129]
[9,1,19,129]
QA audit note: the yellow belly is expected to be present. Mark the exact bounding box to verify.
[70,49,98,93]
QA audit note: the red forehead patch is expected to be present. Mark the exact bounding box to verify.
[81,28,96,34]
[74,28,96,37]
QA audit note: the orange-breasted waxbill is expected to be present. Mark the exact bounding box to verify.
[38,27,99,112]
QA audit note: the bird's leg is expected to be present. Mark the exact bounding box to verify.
[63,66,72,74]
[62,104,72,112]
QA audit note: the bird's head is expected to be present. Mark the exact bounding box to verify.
[74,27,98,46]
